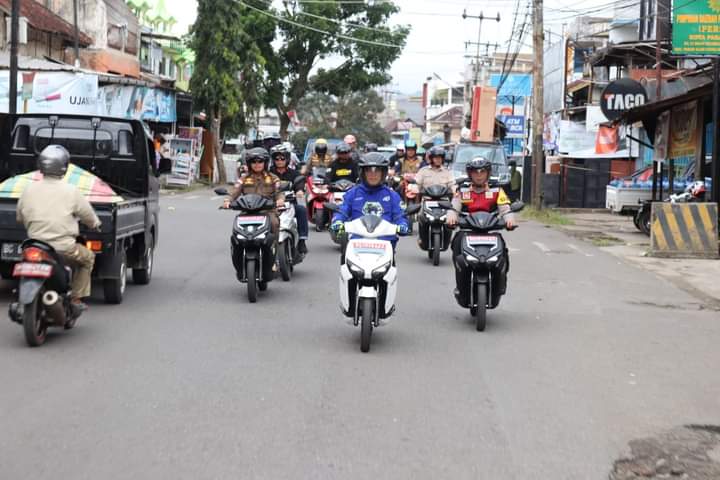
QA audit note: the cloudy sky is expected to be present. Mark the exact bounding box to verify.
[172,0,617,94]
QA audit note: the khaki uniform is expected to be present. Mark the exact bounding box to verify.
[415,166,456,194]
[17,178,101,299]
[400,157,423,175]
[228,171,282,234]
[309,153,332,169]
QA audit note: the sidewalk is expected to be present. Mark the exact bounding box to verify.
[553,210,720,310]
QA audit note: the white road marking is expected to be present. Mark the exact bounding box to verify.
[184,195,200,200]
[568,243,594,257]
[532,241,550,253]
[508,247,521,253]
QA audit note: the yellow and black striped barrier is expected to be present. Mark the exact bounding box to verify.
[650,202,719,258]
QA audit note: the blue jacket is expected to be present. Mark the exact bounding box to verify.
[332,183,408,242]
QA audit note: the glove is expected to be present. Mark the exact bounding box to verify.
[397,224,410,236]
[330,220,344,234]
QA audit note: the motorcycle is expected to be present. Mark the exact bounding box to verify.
[400,173,420,233]
[8,239,82,347]
[215,189,276,303]
[453,201,524,332]
[634,180,707,236]
[328,179,355,245]
[417,184,454,266]
[326,201,421,353]
[277,177,306,281]
[306,167,332,232]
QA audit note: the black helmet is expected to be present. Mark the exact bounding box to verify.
[358,152,389,186]
[245,147,270,170]
[364,143,378,153]
[314,138,328,155]
[466,156,492,175]
[428,146,446,161]
[336,142,352,155]
[405,139,417,150]
[270,144,289,160]
[37,145,70,178]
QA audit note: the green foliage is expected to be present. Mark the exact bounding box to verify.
[293,90,390,147]
[189,0,273,129]
[262,1,409,135]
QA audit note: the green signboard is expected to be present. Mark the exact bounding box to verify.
[672,0,720,55]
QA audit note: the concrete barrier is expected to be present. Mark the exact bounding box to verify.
[649,202,719,258]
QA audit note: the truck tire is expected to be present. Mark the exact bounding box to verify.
[103,250,127,304]
[132,239,154,285]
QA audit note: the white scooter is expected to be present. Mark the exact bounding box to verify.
[326,202,421,352]
[277,176,306,281]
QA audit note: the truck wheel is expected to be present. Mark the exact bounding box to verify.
[103,251,127,304]
[132,240,154,285]
[638,209,651,236]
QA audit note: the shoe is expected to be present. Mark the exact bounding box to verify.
[298,240,308,254]
[70,301,88,317]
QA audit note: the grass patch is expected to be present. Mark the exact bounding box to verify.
[588,234,623,247]
[521,207,574,226]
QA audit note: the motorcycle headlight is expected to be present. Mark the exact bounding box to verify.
[255,233,266,240]
[347,259,364,277]
[426,214,435,222]
[371,261,391,279]
[439,214,447,221]
[487,254,499,263]
[465,254,479,263]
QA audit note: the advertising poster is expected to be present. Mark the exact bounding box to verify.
[668,100,699,170]
[0,71,98,115]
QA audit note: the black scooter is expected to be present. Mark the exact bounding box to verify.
[417,184,454,266]
[452,201,524,331]
[8,239,80,347]
[216,190,276,303]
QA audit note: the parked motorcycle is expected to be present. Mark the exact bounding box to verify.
[328,179,355,245]
[277,177,306,281]
[634,181,706,236]
[452,201,524,331]
[417,184,454,266]
[8,239,82,347]
[306,167,332,232]
[326,202,421,353]
[215,189,276,303]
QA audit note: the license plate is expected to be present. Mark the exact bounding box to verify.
[424,201,439,208]
[1,243,22,261]
[236,216,266,227]
[466,235,498,247]
[13,263,53,278]
[352,241,387,255]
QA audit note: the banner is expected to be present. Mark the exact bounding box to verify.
[654,111,670,162]
[558,120,596,154]
[0,71,98,115]
[595,125,619,154]
[98,85,176,122]
[543,112,561,150]
[669,100,699,169]
[499,115,525,139]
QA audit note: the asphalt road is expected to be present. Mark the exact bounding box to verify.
[1,189,719,480]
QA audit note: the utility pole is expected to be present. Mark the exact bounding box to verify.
[9,0,19,115]
[531,0,544,209]
[73,0,80,67]
[462,10,500,86]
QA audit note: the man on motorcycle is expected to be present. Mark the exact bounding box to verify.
[16,145,101,312]
[388,145,405,167]
[343,134,361,164]
[308,138,332,169]
[269,145,309,256]
[447,157,515,307]
[392,140,425,174]
[415,146,455,194]
[330,153,409,245]
[327,143,359,183]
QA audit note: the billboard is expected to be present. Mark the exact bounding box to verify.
[672,0,720,55]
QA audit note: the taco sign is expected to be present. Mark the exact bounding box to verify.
[600,78,648,122]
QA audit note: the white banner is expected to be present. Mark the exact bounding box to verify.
[0,71,98,115]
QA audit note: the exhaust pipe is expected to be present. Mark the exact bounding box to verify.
[42,291,66,326]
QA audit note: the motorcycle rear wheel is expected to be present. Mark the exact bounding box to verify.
[246,259,258,303]
[360,297,374,353]
[23,296,47,347]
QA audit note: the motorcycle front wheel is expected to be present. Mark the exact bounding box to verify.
[360,297,374,353]
[23,296,47,347]
[473,284,487,332]
[278,240,292,281]
[314,208,325,232]
[246,259,258,303]
[432,232,441,266]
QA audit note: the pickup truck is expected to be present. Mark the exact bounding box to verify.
[0,114,170,303]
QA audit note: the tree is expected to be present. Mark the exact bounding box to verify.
[258,1,409,138]
[292,90,390,151]
[189,0,272,183]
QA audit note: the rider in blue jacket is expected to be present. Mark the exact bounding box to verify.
[331,153,409,244]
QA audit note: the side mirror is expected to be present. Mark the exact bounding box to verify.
[405,203,422,215]
[455,176,468,186]
[510,201,525,213]
[157,157,172,175]
[438,200,454,210]
[324,202,341,213]
[214,187,229,196]
[278,180,291,191]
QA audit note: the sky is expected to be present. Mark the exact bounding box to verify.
[171,0,617,94]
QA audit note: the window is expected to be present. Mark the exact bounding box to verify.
[33,128,113,158]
